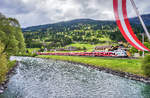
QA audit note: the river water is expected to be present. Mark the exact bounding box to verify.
[0,56,150,98]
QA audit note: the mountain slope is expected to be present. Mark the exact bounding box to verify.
[22,14,150,32]
[22,19,115,32]
[22,14,150,49]
[129,14,150,26]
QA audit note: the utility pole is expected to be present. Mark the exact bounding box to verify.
[142,33,145,57]
[130,0,150,42]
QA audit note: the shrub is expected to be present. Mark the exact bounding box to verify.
[142,55,150,77]
[129,47,138,56]
[15,52,37,57]
[0,42,8,83]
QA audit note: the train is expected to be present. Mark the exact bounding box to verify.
[37,50,128,58]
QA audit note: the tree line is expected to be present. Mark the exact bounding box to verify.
[0,13,25,83]
[23,19,150,49]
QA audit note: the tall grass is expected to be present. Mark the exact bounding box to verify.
[142,55,150,77]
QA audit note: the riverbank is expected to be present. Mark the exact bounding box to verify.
[0,61,18,94]
[36,55,150,84]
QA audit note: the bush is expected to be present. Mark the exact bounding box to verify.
[16,52,37,57]
[0,53,8,83]
[0,42,8,83]
[129,47,138,56]
[142,55,150,77]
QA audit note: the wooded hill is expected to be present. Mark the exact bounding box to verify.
[22,14,150,49]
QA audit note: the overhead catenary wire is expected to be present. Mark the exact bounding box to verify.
[130,0,150,42]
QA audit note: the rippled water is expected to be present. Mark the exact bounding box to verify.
[0,56,150,98]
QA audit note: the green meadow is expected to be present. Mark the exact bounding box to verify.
[36,55,144,76]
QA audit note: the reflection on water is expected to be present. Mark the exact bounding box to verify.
[0,56,150,98]
[141,85,150,98]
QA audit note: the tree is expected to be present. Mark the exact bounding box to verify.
[0,14,26,56]
[129,47,138,56]
[83,47,87,50]
[144,42,150,54]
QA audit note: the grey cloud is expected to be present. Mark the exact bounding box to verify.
[0,0,149,27]
[0,0,36,14]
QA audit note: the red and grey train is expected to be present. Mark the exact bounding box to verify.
[37,50,128,57]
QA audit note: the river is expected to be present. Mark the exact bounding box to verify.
[0,56,150,98]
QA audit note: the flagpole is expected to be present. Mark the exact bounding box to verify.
[130,0,150,42]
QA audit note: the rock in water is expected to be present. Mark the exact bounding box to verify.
[0,89,4,94]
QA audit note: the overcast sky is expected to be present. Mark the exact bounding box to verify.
[0,0,150,27]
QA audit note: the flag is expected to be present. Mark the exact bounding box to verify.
[113,0,150,51]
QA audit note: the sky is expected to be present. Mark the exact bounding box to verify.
[0,0,150,27]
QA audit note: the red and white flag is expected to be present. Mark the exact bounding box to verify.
[113,0,150,51]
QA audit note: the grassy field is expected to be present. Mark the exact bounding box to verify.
[26,43,118,53]
[27,48,40,53]
[36,55,144,76]
[66,43,118,52]
[25,38,121,53]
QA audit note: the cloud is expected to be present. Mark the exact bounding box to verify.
[0,0,149,27]
[0,0,36,14]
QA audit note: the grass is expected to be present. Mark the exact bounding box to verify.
[16,53,37,57]
[26,43,118,53]
[66,43,118,52]
[36,55,144,76]
[7,60,17,70]
[67,43,110,49]
[15,48,39,57]
[99,37,112,42]
[27,48,40,53]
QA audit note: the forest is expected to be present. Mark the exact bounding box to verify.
[23,17,150,50]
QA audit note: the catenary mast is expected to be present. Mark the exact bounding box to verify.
[130,0,150,42]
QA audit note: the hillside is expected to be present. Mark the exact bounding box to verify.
[22,14,150,32]
[22,19,115,32]
[129,14,150,26]
[22,14,150,49]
